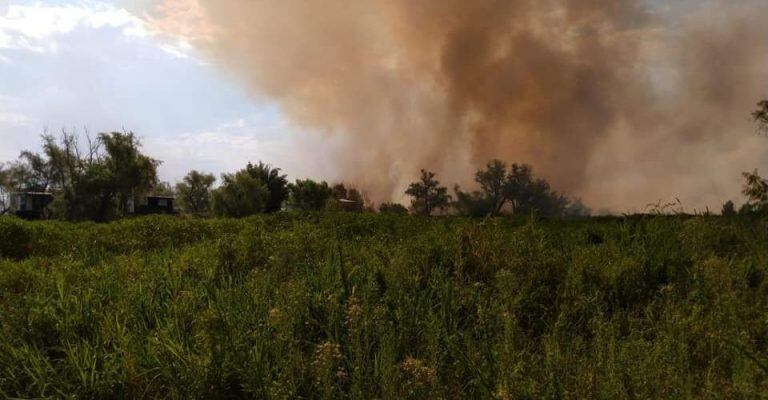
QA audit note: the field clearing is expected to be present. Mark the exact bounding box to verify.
[1,214,768,398]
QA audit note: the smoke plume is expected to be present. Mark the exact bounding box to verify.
[144,0,768,211]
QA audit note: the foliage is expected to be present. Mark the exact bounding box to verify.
[453,188,494,217]
[741,170,768,213]
[212,169,269,217]
[1,214,767,398]
[722,200,736,216]
[405,169,451,216]
[100,132,160,213]
[0,152,57,214]
[739,203,754,215]
[506,162,568,216]
[176,170,216,214]
[474,159,508,215]
[7,131,161,221]
[210,162,289,217]
[330,183,365,212]
[0,164,9,213]
[246,161,289,213]
[288,179,332,211]
[565,197,591,217]
[455,160,570,217]
[378,202,408,214]
[753,99,768,133]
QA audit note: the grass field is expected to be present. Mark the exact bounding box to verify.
[1,214,767,399]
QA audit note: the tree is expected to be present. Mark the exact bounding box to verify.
[519,178,569,216]
[0,163,9,214]
[505,163,568,216]
[6,131,159,221]
[455,159,510,217]
[454,160,570,217]
[330,183,365,212]
[504,163,534,214]
[14,151,54,192]
[565,198,591,217]
[738,203,754,215]
[288,179,332,211]
[454,187,494,217]
[100,132,159,216]
[475,160,509,215]
[153,181,176,197]
[175,170,216,214]
[378,202,408,214]
[753,100,768,133]
[212,169,268,217]
[209,161,288,217]
[741,170,768,213]
[405,169,450,216]
[721,200,736,216]
[245,162,288,213]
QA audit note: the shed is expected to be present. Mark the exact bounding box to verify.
[338,198,363,212]
[135,195,176,215]
[10,192,54,219]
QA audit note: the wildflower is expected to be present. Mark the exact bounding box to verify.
[345,295,363,326]
[400,357,437,396]
[311,341,347,394]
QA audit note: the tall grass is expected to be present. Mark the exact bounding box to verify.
[1,214,767,398]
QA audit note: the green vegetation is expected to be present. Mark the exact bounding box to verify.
[176,171,217,215]
[2,213,767,398]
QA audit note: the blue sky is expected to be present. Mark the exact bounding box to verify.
[0,0,322,183]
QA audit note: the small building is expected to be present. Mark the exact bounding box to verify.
[135,195,176,215]
[338,198,363,212]
[10,192,54,220]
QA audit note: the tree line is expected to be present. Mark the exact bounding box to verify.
[0,131,582,220]
[0,134,576,220]
[1,99,767,221]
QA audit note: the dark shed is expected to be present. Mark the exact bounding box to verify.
[10,192,54,219]
[135,196,176,215]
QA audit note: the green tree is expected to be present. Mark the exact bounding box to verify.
[0,152,54,199]
[10,131,159,221]
[330,183,365,212]
[454,188,493,217]
[288,179,332,211]
[378,202,408,214]
[212,169,268,217]
[505,163,568,216]
[475,159,509,215]
[455,160,570,217]
[405,169,450,216]
[565,198,591,217]
[100,132,159,216]
[14,151,54,192]
[721,200,736,216]
[246,162,288,213]
[753,100,768,133]
[0,164,9,214]
[741,170,768,213]
[175,170,216,214]
[455,159,509,217]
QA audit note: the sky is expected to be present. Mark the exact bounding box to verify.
[0,0,333,185]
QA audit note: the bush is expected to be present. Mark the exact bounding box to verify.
[1,214,767,398]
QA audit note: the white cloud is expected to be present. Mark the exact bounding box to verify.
[0,110,28,125]
[0,2,191,57]
[144,117,340,185]
[0,94,29,126]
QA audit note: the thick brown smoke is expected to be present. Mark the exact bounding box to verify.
[145,0,768,211]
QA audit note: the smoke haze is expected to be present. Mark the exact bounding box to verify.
[143,0,768,212]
